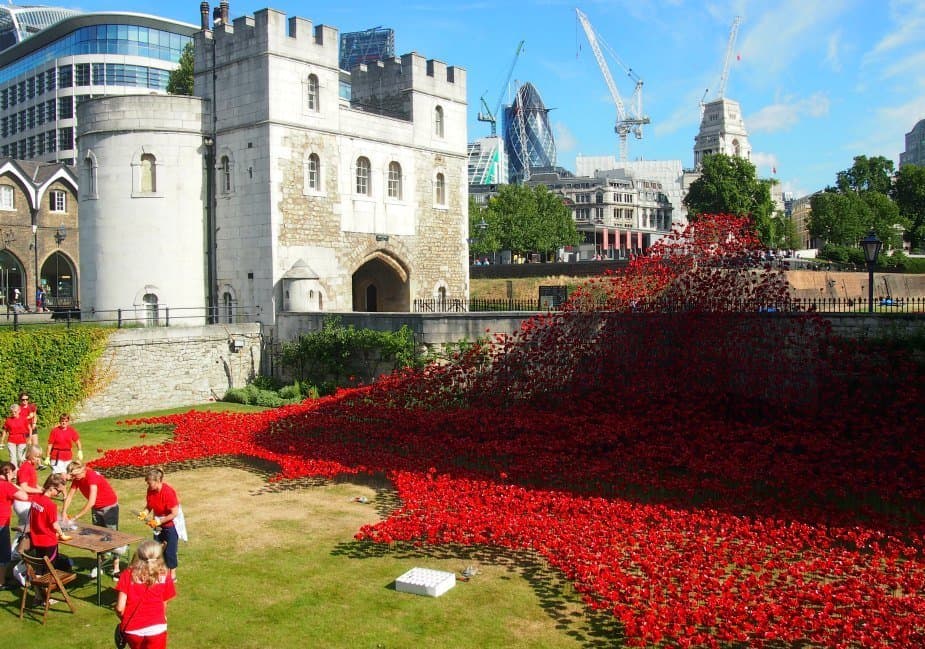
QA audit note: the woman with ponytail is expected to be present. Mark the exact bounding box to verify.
[115,540,176,649]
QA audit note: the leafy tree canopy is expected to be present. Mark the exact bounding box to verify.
[476,184,580,258]
[167,42,194,95]
[835,155,894,194]
[683,154,775,244]
[810,155,908,249]
[893,164,925,251]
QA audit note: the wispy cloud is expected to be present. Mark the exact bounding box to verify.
[843,89,925,163]
[737,1,850,80]
[825,31,843,72]
[748,93,830,133]
[863,0,925,63]
[554,121,578,152]
[751,151,779,175]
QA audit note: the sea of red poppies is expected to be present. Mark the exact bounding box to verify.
[94,216,925,647]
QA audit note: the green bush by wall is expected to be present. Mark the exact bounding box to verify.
[0,327,111,427]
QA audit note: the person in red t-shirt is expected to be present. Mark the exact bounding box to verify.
[3,403,31,468]
[27,473,71,580]
[13,445,43,530]
[144,469,180,581]
[0,462,29,586]
[64,460,125,574]
[116,540,176,649]
[17,393,37,447]
[45,413,83,474]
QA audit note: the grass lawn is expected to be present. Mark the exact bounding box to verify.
[2,404,620,648]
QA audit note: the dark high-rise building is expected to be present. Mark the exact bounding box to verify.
[339,26,394,71]
[502,82,555,183]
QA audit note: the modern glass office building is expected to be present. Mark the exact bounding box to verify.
[0,4,78,52]
[0,11,196,165]
[502,82,556,184]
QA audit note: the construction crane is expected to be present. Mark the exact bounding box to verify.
[714,16,741,100]
[576,8,649,161]
[477,40,525,136]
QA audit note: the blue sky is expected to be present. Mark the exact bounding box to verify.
[68,0,924,197]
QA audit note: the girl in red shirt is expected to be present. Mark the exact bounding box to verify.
[45,413,83,474]
[63,460,125,574]
[116,540,176,649]
[13,445,43,529]
[144,469,180,581]
[27,473,71,575]
[3,403,30,467]
[18,392,37,447]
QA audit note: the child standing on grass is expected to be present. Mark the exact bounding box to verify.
[144,468,181,582]
[115,540,176,649]
[2,404,30,467]
[45,414,82,474]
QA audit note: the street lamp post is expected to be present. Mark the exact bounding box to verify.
[860,230,882,313]
[468,217,488,264]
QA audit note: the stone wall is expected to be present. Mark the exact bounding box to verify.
[73,323,261,420]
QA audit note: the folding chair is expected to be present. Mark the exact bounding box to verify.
[18,553,77,624]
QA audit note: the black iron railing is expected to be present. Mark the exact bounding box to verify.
[0,305,261,331]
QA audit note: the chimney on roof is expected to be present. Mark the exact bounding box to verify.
[212,5,222,26]
[220,1,229,25]
[200,2,210,31]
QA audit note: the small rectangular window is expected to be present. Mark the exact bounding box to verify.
[58,65,73,89]
[76,63,90,86]
[49,190,67,212]
[0,185,14,210]
[58,97,73,119]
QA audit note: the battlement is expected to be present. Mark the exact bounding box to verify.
[199,7,339,70]
[351,52,466,106]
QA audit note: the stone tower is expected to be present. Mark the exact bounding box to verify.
[693,98,751,169]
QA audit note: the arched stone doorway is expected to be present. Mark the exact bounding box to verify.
[40,251,77,309]
[352,253,409,312]
[0,249,25,308]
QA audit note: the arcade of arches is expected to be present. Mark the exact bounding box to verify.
[0,248,77,309]
[352,255,409,312]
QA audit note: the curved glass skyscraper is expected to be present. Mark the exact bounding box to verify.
[502,82,555,183]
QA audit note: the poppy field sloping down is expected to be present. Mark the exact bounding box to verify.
[95,216,925,648]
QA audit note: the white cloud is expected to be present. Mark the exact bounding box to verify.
[779,179,809,200]
[880,50,925,80]
[751,151,779,176]
[747,93,830,133]
[863,0,925,63]
[825,31,842,72]
[554,121,578,152]
[737,1,849,80]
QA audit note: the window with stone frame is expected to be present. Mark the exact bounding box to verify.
[84,155,97,199]
[434,172,446,206]
[304,153,321,192]
[0,185,13,210]
[49,189,67,212]
[434,105,444,137]
[356,156,371,196]
[306,74,319,112]
[387,161,402,199]
[220,155,232,194]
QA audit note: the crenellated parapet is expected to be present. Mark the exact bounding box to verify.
[195,7,339,75]
[350,52,466,122]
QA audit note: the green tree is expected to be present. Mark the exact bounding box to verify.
[894,164,925,251]
[483,184,579,259]
[683,154,775,243]
[468,197,500,259]
[811,155,907,250]
[809,191,870,246]
[836,155,894,194]
[765,214,800,250]
[167,42,194,95]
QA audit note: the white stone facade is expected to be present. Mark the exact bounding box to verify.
[693,98,751,169]
[76,7,469,325]
[195,8,469,320]
[77,94,208,324]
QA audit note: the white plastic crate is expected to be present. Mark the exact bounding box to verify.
[395,567,456,597]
